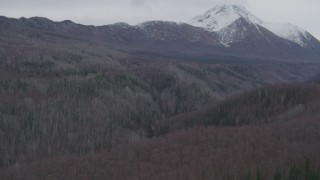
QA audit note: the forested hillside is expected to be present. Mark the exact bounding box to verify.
[1,83,320,180]
[155,84,320,135]
[1,33,320,167]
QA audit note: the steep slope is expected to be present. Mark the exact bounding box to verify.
[263,22,320,49]
[190,4,263,32]
[190,4,320,50]
[204,17,315,60]
[190,4,264,46]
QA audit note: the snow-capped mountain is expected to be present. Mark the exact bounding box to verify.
[262,22,314,47]
[190,5,263,32]
[190,5,319,48]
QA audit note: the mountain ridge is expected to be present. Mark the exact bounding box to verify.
[1,7,320,61]
[190,4,320,48]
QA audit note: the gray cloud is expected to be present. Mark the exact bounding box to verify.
[0,0,319,39]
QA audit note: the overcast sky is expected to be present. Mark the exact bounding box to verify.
[0,0,319,39]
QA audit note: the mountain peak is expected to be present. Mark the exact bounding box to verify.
[209,4,247,12]
[190,4,319,47]
[190,4,262,32]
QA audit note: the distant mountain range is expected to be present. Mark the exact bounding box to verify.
[1,4,320,61]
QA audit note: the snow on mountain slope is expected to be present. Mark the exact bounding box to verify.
[262,22,312,47]
[190,5,262,32]
[190,5,265,46]
[190,4,318,47]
